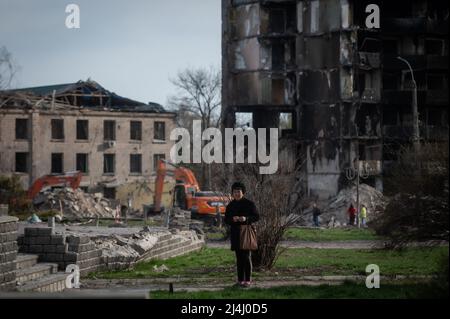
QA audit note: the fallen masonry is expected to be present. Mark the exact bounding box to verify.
[33,188,116,219]
[322,184,387,226]
[17,224,205,276]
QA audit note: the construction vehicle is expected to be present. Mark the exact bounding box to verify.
[151,160,228,217]
[27,171,83,200]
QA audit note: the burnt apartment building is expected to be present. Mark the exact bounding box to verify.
[0,80,175,199]
[222,0,449,198]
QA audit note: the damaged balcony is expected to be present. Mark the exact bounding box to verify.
[230,72,296,107]
[260,2,297,37]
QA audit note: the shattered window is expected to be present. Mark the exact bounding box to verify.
[269,9,285,33]
[51,153,63,174]
[153,154,165,171]
[103,154,115,174]
[76,153,89,173]
[272,79,285,104]
[15,152,29,173]
[130,154,142,174]
[425,39,444,55]
[279,113,293,130]
[76,120,89,140]
[310,1,319,33]
[104,120,116,141]
[15,118,28,140]
[130,121,142,141]
[272,43,285,70]
[154,122,166,141]
[51,119,65,140]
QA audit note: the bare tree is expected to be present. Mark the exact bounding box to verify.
[168,66,221,128]
[167,66,221,189]
[0,46,16,90]
[219,164,306,271]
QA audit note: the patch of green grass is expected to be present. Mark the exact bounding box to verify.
[90,246,447,279]
[275,247,446,276]
[284,228,381,242]
[150,282,446,299]
[88,248,235,280]
[205,231,226,241]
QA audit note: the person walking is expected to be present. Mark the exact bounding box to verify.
[312,202,322,227]
[360,204,367,227]
[224,182,259,288]
[347,203,356,226]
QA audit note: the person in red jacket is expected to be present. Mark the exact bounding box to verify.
[347,203,357,226]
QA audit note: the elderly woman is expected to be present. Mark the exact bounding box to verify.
[224,182,259,288]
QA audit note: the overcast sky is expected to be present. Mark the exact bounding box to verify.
[0,0,221,106]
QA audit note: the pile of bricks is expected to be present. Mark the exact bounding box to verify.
[35,188,116,219]
[0,216,18,291]
[18,228,102,276]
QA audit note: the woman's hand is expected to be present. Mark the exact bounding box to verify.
[233,216,247,222]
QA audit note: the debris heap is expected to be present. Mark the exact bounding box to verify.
[34,188,116,219]
[321,184,386,226]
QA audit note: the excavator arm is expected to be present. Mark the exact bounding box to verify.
[152,160,200,213]
[27,171,83,200]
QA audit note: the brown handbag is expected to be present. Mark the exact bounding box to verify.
[240,224,258,250]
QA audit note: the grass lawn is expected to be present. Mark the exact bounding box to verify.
[150,282,446,299]
[89,246,447,280]
[283,228,381,241]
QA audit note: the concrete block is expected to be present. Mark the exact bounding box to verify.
[29,245,43,253]
[35,227,53,236]
[24,228,39,237]
[46,253,64,262]
[42,245,57,253]
[34,236,51,245]
[55,244,68,253]
[50,235,66,245]
[66,236,90,245]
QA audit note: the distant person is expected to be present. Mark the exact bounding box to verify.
[224,182,259,288]
[347,203,356,226]
[360,204,367,227]
[312,202,322,227]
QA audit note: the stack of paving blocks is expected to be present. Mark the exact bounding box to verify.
[0,216,18,291]
[18,228,102,276]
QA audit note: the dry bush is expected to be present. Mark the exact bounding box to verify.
[221,164,306,271]
[373,142,449,247]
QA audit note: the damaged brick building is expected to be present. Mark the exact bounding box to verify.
[222,0,449,198]
[0,80,175,200]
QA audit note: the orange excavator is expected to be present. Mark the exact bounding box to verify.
[152,160,228,217]
[27,171,83,200]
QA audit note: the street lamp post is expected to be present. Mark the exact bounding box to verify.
[345,145,370,228]
[397,56,420,151]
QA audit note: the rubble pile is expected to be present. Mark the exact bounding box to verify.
[34,188,116,219]
[321,184,386,226]
[167,207,205,235]
[168,208,192,230]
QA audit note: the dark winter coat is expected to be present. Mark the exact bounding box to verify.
[224,197,260,251]
[312,207,322,217]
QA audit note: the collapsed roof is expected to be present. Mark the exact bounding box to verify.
[0,79,168,113]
